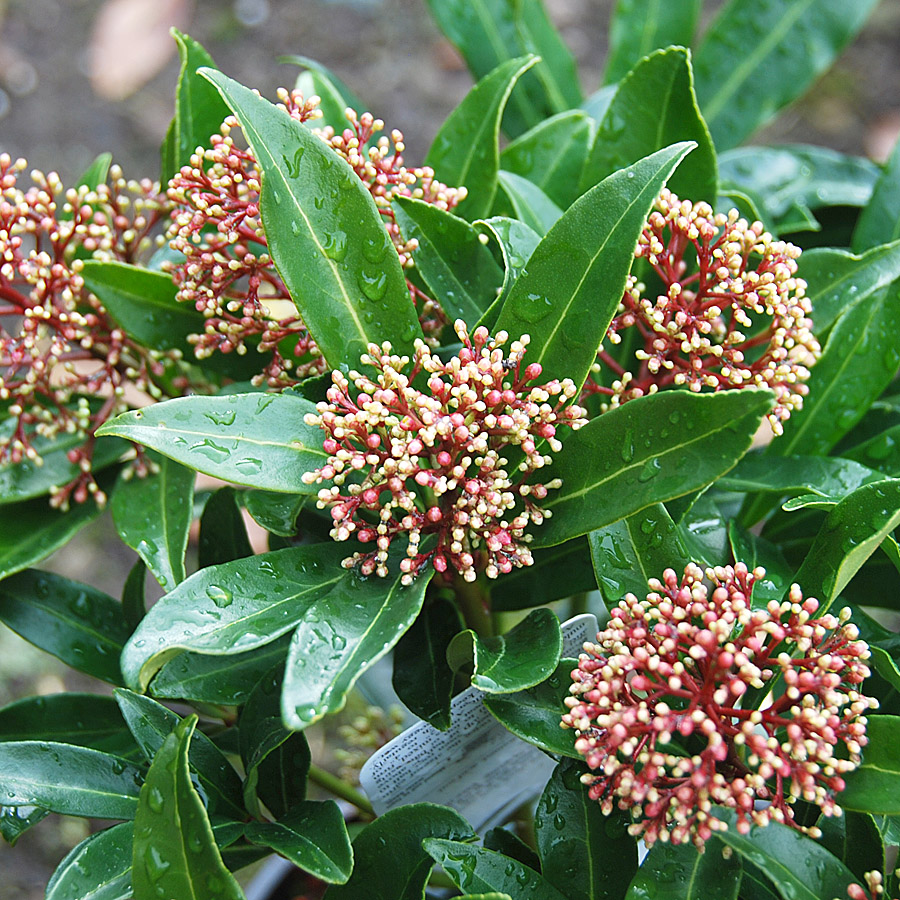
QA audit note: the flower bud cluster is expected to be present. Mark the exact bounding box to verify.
[0,154,171,507]
[165,91,467,384]
[562,562,873,848]
[586,190,819,434]
[302,320,586,584]
[847,871,896,900]
[335,704,405,786]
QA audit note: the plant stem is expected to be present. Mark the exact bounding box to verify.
[308,764,375,817]
[454,573,493,637]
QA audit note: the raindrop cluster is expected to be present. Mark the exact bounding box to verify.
[302,321,587,584]
[584,189,819,434]
[165,89,467,385]
[562,562,873,848]
[0,154,172,507]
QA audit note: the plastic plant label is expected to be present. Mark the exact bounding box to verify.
[359,613,598,830]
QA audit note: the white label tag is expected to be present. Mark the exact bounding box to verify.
[359,613,598,830]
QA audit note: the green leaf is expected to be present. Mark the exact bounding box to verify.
[693,0,880,150]
[113,689,244,819]
[243,489,306,536]
[719,145,879,233]
[496,141,695,389]
[484,658,580,758]
[281,55,366,133]
[727,523,794,605]
[817,812,884,882]
[497,170,563,234]
[500,110,593,208]
[0,694,137,758]
[131,717,244,900]
[484,827,540,871]
[393,196,503,324]
[76,152,113,190]
[871,645,900,695]
[0,569,130,684]
[328,803,475,900]
[122,558,147,630]
[589,503,689,606]
[798,240,900,334]
[712,808,856,900]
[0,742,142,819]
[0,804,48,845]
[111,455,194,590]
[238,664,311,819]
[45,822,133,900]
[447,608,561,693]
[537,759,637,900]
[426,56,539,220]
[0,494,104,580]
[200,68,421,371]
[281,565,433,728]
[533,389,773,548]
[841,715,900,814]
[793,481,900,609]
[626,839,740,900]
[424,839,568,899]
[771,287,900,459]
[161,30,231,184]
[392,596,462,730]
[604,0,703,84]
[245,801,352,883]
[199,487,253,569]
[120,543,349,692]
[149,634,292,705]
[582,48,716,203]
[854,136,900,251]
[97,392,327,493]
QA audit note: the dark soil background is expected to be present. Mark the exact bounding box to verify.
[1,0,899,896]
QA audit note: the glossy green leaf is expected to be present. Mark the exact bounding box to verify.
[76,152,113,190]
[693,0,879,150]
[793,481,900,609]
[199,487,253,569]
[245,801,352,883]
[492,537,595,611]
[0,694,137,759]
[328,803,476,900]
[0,804,48,845]
[459,895,512,900]
[281,55,365,133]
[842,421,900,478]
[425,839,568,899]
[161,30,230,184]
[113,689,244,818]
[484,827,540,871]
[0,569,130,684]
[718,145,879,231]
[122,558,147,629]
[121,543,349,692]
[426,56,538,220]
[149,634,292,704]
[537,759,637,900]
[817,811,884,882]
[589,503,688,606]
[484,658,580,758]
[45,822,133,900]
[854,136,900,251]
[97,392,327,493]
[766,287,900,459]
[841,715,900,814]
[131,717,244,900]
[393,196,503,324]
[533,389,773,548]
[581,84,616,122]
[604,0,702,84]
[798,240,900,335]
[677,494,730,567]
[239,664,311,819]
[626,839,740,900]
[727,523,793,605]
[500,110,593,208]
[243,489,306,536]
[281,565,433,729]
[497,170,563,234]
[111,455,194,590]
[0,742,142,818]
[871,645,900,694]
[496,141,694,389]
[201,69,420,370]
[0,494,104,580]
[582,48,716,203]
[448,608,561,693]
[712,808,856,900]
[392,596,462,730]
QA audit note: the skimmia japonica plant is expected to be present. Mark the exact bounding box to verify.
[4,2,900,899]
